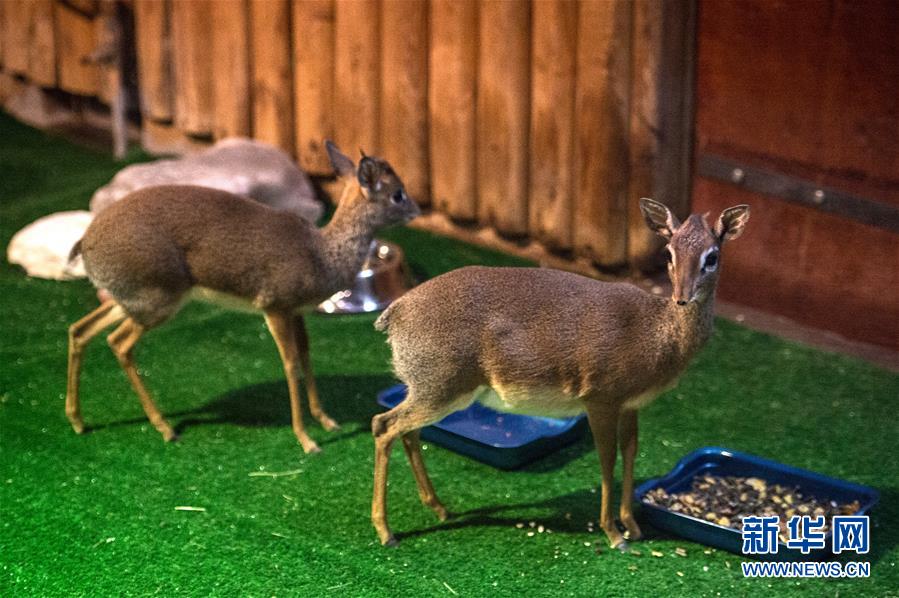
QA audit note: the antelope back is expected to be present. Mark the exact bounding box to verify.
[379,266,676,404]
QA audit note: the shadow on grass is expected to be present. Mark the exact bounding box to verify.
[395,487,616,543]
[86,373,396,444]
[396,483,898,564]
[84,373,592,470]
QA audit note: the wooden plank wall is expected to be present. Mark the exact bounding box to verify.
[429,0,477,221]
[693,0,898,348]
[0,0,696,271]
[133,0,172,123]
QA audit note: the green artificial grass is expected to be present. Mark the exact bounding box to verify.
[1,112,897,597]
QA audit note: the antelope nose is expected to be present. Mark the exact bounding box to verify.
[676,299,688,306]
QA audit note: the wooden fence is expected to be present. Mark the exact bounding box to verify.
[1,0,696,270]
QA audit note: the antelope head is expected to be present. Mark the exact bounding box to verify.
[640,198,750,306]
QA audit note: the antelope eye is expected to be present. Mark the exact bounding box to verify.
[391,190,405,204]
[704,253,718,268]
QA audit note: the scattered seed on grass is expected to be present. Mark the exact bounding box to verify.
[703,566,709,572]
[271,532,288,539]
[651,550,664,558]
[527,531,535,537]
[174,506,206,512]
[725,561,731,569]
[515,522,524,529]
[628,565,638,572]
[676,571,684,577]
[91,537,115,548]
[675,547,688,557]
[248,469,303,478]
[629,550,642,557]
[442,581,458,595]
[537,525,545,533]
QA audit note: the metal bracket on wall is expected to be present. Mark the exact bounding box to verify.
[697,154,899,235]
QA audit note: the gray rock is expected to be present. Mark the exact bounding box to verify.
[6,210,91,280]
[90,138,324,222]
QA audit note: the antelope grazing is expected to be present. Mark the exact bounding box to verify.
[371,199,749,547]
[66,142,419,453]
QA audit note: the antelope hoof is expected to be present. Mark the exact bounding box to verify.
[68,415,85,434]
[603,525,627,550]
[622,518,643,541]
[381,534,398,547]
[301,440,322,454]
[318,415,340,432]
[151,419,178,442]
[432,504,449,521]
[615,540,631,553]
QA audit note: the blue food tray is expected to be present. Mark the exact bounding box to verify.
[634,447,879,560]
[377,384,588,470]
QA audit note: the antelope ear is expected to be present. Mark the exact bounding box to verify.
[639,198,680,239]
[715,205,750,242]
[357,156,384,193]
[326,140,355,178]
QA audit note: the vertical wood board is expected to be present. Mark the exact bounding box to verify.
[573,0,631,267]
[212,0,251,139]
[54,1,99,96]
[380,0,429,202]
[428,0,478,220]
[293,0,335,173]
[334,0,380,158]
[529,0,577,249]
[477,0,530,236]
[250,0,294,152]
[134,0,173,122]
[170,0,214,135]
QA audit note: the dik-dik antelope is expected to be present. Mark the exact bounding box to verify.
[371,199,749,548]
[66,142,419,453]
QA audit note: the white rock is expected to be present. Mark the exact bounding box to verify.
[90,138,323,223]
[7,211,92,280]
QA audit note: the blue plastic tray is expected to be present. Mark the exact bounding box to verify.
[634,447,879,560]
[377,384,588,470]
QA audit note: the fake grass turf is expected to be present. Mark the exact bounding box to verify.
[1,112,897,597]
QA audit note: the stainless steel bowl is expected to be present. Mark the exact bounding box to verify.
[317,240,413,314]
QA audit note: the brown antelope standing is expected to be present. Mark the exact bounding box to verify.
[66,142,419,453]
[371,199,749,548]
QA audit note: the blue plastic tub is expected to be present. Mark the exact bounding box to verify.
[634,447,879,560]
[376,384,588,470]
